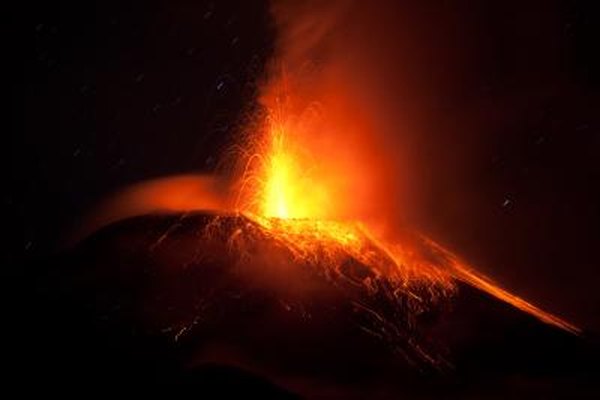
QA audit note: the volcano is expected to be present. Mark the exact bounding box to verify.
[11,211,598,398]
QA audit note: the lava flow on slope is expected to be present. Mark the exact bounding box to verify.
[224,79,579,343]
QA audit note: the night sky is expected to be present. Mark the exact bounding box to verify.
[8,0,600,335]
[10,0,273,260]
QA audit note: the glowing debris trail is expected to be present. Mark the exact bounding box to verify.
[233,91,580,337]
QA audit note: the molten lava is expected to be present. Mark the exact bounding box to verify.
[231,84,579,340]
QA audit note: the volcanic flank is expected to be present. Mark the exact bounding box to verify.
[21,211,596,397]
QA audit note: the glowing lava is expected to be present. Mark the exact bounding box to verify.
[259,122,322,219]
[233,86,580,338]
[235,92,336,221]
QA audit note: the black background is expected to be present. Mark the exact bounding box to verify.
[8,0,600,334]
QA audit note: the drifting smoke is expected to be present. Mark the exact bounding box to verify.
[235,0,479,231]
[76,175,228,242]
[248,1,582,332]
[234,0,577,337]
[240,0,407,225]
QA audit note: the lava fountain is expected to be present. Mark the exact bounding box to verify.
[227,72,579,340]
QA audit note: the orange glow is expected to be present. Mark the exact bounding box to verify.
[258,118,327,219]
[234,87,454,295]
[232,75,579,337]
[239,99,334,220]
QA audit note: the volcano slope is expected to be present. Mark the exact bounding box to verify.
[7,212,599,398]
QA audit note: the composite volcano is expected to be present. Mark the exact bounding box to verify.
[14,211,597,398]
